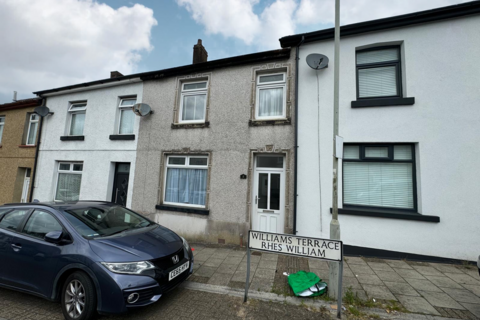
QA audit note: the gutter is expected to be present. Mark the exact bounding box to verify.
[29,99,44,202]
[293,36,305,235]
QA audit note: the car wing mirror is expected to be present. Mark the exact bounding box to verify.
[45,230,63,244]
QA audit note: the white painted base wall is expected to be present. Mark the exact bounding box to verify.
[296,16,480,261]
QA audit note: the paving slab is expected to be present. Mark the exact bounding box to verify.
[405,278,443,293]
[200,248,218,255]
[237,262,258,272]
[362,284,397,301]
[386,260,413,269]
[254,268,276,280]
[309,259,329,269]
[345,256,368,265]
[342,266,356,278]
[194,253,213,263]
[375,271,407,283]
[349,263,376,275]
[419,291,466,310]
[241,255,261,264]
[223,256,243,265]
[424,275,464,289]
[250,277,274,292]
[430,263,464,274]
[368,262,395,272]
[231,270,254,283]
[395,267,427,280]
[444,288,480,304]
[257,259,278,270]
[341,276,363,290]
[383,281,420,296]
[203,257,225,268]
[210,251,230,260]
[345,289,368,301]
[461,268,480,279]
[396,295,441,315]
[226,250,246,258]
[207,272,232,286]
[462,284,480,298]
[216,263,238,275]
[413,266,445,277]
[444,273,480,286]
[194,266,217,278]
[356,274,384,286]
[461,302,480,318]
[260,253,279,261]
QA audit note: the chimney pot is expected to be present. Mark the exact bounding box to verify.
[110,71,124,78]
[193,39,208,64]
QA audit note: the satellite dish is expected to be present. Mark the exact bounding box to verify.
[133,103,153,116]
[33,105,50,117]
[306,54,329,70]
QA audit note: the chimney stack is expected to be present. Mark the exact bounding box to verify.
[13,91,17,102]
[110,71,124,78]
[193,39,208,64]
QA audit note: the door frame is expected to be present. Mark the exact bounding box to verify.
[251,154,286,233]
[111,162,131,205]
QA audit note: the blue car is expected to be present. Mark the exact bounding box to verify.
[0,201,193,320]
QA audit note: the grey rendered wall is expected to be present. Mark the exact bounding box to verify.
[132,51,295,244]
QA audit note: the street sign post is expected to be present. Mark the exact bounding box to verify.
[244,230,344,318]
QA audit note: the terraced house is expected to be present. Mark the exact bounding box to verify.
[0,98,42,204]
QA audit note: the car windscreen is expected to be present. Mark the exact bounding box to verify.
[60,205,152,238]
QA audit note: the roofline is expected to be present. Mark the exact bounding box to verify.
[33,48,291,96]
[0,98,42,112]
[280,1,480,47]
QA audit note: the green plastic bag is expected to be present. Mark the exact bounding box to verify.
[287,270,327,297]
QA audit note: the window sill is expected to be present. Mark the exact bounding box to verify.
[351,97,415,108]
[156,204,209,216]
[18,145,36,148]
[171,121,210,129]
[330,207,440,222]
[60,136,85,141]
[249,118,291,126]
[109,134,135,140]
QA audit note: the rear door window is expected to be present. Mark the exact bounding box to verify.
[23,210,63,240]
[0,209,30,231]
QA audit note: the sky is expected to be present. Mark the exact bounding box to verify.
[0,0,470,104]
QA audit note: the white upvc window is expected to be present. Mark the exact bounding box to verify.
[118,98,136,134]
[55,162,83,201]
[179,81,208,123]
[0,116,4,144]
[26,114,39,145]
[164,155,208,208]
[255,73,286,120]
[68,102,87,136]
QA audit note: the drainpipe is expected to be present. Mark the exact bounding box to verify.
[29,99,44,202]
[293,36,305,235]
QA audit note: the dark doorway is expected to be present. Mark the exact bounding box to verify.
[112,163,130,206]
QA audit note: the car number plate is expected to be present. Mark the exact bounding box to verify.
[169,261,189,281]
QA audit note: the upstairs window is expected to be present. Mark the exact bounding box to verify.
[68,102,87,136]
[26,114,39,145]
[179,81,208,123]
[164,155,208,208]
[256,73,286,119]
[343,144,416,211]
[118,98,136,134]
[356,47,401,99]
[0,116,4,144]
[55,162,83,201]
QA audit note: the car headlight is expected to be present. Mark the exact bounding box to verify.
[181,236,190,251]
[101,261,155,275]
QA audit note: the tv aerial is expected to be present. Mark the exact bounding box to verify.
[306,54,329,70]
[133,103,154,116]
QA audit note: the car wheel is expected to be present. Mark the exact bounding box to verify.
[61,271,97,320]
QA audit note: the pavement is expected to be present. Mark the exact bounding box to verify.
[0,243,479,319]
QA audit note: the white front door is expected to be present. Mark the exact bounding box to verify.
[252,155,285,233]
[21,168,31,203]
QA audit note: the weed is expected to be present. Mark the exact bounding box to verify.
[348,306,361,317]
[462,260,474,269]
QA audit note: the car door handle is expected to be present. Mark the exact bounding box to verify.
[11,243,22,252]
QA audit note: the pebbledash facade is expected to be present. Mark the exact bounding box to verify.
[131,46,296,244]
[281,2,480,261]
[32,73,143,208]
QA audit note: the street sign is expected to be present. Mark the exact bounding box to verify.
[248,230,342,261]
[244,230,344,318]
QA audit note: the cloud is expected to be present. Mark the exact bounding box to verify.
[177,0,470,50]
[0,0,157,102]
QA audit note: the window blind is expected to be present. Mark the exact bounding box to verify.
[343,162,414,209]
[358,66,397,98]
[357,48,398,64]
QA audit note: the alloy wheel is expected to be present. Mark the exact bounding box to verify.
[64,279,86,319]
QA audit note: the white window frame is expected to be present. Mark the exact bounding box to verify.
[179,81,208,124]
[255,72,287,120]
[117,97,137,134]
[163,155,209,208]
[68,102,87,136]
[25,113,39,146]
[0,116,4,144]
[54,162,83,202]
